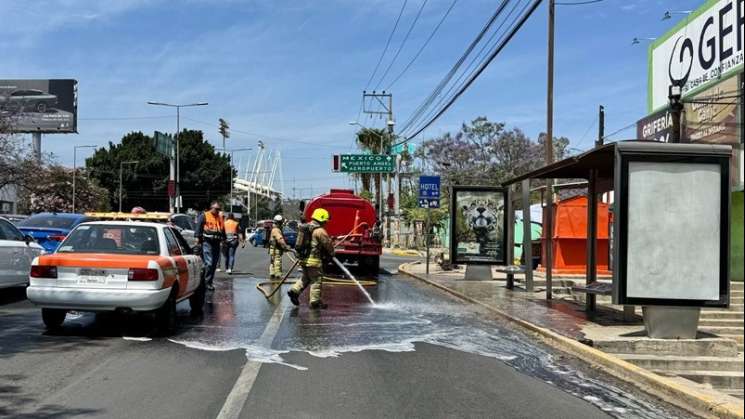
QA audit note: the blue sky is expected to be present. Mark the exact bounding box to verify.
[0,0,708,198]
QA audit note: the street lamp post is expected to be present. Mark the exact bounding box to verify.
[228,148,252,215]
[72,145,96,213]
[147,101,208,213]
[119,160,139,213]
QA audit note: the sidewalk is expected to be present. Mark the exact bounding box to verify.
[399,261,744,419]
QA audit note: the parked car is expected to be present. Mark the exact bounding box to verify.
[26,221,205,334]
[18,213,91,253]
[2,214,29,225]
[0,89,58,113]
[0,216,45,289]
[250,226,297,248]
[169,213,197,247]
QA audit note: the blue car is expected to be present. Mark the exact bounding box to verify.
[251,227,297,248]
[18,213,91,253]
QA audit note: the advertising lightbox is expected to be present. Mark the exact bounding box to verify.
[0,79,78,133]
[449,186,508,265]
[613,142,731,307]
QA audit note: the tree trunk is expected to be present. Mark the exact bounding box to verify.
[374,174,381,212]
[361,173,371,194]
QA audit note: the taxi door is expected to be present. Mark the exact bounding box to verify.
[167,227,202,294]
[163,228,195,296]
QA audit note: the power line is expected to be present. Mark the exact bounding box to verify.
[373,0,429,91]
[79,115,173,121]
[386,0,458,90]
[179,116,340,149]
[397,0,511,136]
[602,121,636,141]
[555,0,604,5]
[403,0,543,142]
[400,0,524,138]
[364,0,409,91]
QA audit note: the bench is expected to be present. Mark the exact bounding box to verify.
[571,282,635,320]
[495,265,527,290]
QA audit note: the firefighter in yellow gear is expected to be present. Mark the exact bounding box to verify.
[268,214,291,279]
[287,208,334,309]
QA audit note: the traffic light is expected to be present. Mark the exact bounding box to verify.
[219,118,230,139]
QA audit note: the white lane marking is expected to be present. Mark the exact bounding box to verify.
[216,303,287,419]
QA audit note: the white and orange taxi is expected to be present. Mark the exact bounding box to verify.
[27,221,205,334]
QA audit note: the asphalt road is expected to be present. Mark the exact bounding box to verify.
[0,246,690,419]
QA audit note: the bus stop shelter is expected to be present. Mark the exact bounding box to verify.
[503,141,731,326]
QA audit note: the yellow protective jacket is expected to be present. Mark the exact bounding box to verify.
[269,226,289,252]
[305,225,335,268]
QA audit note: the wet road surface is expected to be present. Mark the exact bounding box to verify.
[0,246,692,418]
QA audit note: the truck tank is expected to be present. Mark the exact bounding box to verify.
[303,189,382,274]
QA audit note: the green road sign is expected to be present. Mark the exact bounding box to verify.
[339,154,395,173]
[390,142,416,155]
[154,131,173,157]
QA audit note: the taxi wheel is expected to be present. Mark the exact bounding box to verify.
[41,308,66,330]
[189,277,205,315]
[156,292,177,336]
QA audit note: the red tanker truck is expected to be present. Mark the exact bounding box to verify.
[302,189,382,273]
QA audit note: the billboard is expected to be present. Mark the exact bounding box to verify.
[648,0,743,113]
[0,79,78,133]
[449,186,508,265]
[684,72,741,144]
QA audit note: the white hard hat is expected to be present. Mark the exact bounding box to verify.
[273,214,284,223]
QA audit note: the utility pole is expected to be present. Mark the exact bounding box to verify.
[386,93,395,247]
[219,118,231,211]
[668,84,684,143]
[544,0,556,300]
[147,101,208,213]
[597,105,605,147]
[361,90,393,226]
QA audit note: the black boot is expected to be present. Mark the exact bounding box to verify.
[287,290,300,306]
[310,301,328,310]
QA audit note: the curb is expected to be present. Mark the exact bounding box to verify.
[399,262,744,419]
[388,249,422,257]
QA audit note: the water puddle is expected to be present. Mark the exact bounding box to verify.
[166,298,679,418]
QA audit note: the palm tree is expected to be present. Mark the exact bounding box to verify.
[354,127,392,207]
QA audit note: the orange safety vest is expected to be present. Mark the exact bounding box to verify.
[225,219,240,240]
[203,211,224,239]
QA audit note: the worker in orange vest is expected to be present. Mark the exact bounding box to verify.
[222,213,244,274]
[195,201,225,290]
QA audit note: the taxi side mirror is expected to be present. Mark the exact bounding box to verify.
[24,235,34,245]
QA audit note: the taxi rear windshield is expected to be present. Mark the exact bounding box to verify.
[57,225,160,255]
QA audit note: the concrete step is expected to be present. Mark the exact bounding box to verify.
[617,354,744,372]
[699,319,744,327]
[700,326,745,335]
[732,282,744,291]
[594,337,739,357]
[653,370,744,389]
[723,389,743,399]
[727,303,744,312]
[731,297,744,304]
[700,311,744,320]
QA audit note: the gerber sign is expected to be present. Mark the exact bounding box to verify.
[648,0,744,112]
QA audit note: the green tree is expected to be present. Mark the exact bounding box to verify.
[21,165,110,213]
[86,130,233,212]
